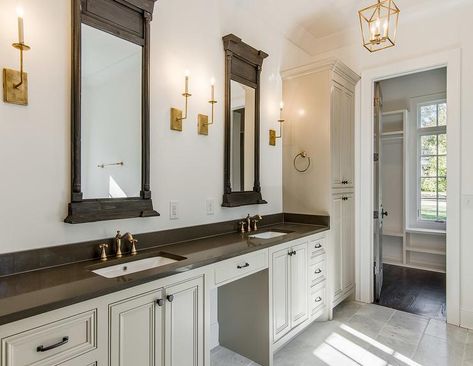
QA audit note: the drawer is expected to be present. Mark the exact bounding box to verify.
[1,310,97,366]
[214,250,268,286]
[310,286,326,317]
[309,237,326,259]
[309,255,326,287]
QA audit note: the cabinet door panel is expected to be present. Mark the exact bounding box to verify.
[332,196,343,301]
[272,248,291,342]
[341,89,355,187]
[110,289,164,366]
[165,277,204,366]
[342,194,355,292]
[331,83,343,187]
[290,242,308,329]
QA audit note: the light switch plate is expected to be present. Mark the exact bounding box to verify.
[464,195,473,209]
[206,199,215,215]
[169,201,179,219]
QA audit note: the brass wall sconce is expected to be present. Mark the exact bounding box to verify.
[170,70,192,131]
[3,7,30,106]
[269,102,285,146]
[198,78,217,135]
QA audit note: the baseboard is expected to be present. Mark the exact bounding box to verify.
[460,308,473,330]
[210,321,220,350]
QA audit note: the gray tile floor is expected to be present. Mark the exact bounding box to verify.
[211,301,473,366]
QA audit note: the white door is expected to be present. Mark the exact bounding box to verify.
[109,289,164,366]
[342,193,355,294]
[332,195,343,302]
[272,247,291,342]
[341,89,355,187]
[164,277,204,366]
[289,242,308,329]
[331,83,344,188]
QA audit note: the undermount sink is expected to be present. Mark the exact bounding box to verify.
[248,231,288,240]
[92,254,185,278]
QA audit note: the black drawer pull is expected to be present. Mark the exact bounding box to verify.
[167,295,174,302]
[37,337,69,352]
[237,263,250,269]
[315,296,322,303]
[156,299,164,306]
[314,269,322,274]
[314,243,322,249]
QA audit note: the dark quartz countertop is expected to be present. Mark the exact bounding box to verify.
[0,222,328,325]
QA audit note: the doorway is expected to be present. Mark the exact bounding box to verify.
[356,49,461,326]
[372,69,447,320]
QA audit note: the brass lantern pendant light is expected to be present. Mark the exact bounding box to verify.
[359,0,400,52]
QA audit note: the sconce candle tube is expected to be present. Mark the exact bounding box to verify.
[17,7,24,44]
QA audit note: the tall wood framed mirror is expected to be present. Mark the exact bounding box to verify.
[222,34,268,207]
[65,0,159,223]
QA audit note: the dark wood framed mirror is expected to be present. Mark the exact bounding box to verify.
[222,34,268,207]
[65,0,159,223]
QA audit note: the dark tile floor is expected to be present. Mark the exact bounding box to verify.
[376,263,446,320]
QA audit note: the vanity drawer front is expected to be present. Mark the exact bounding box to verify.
[214,250,268,286]
[1,309,97,366]
[309,237,326,259]
[309,255,326,287]
[310,286,326,317]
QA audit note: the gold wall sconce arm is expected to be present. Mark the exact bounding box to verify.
[269,102,285,146]
[171,72,192,131]
[198,78,218,135]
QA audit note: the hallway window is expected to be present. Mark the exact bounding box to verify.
[417,100,447,223]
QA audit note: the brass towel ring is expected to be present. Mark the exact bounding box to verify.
[293,151,311,173]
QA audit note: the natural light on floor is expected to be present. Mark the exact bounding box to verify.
[312,324,422,366]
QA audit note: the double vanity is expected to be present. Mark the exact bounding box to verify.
[0,218,329,366]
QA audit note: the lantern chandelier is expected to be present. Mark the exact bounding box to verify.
[358,0,400,52]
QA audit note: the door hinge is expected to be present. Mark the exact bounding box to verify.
[373,210,379,219]
[374,97,381,107]
[373,153,379,162]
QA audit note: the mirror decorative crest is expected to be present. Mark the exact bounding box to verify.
[66,0,159,223]
[222,34,268,207]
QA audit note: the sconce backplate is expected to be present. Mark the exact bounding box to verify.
[170,108,183,131]
[198,114,209,135]
[3,68,28,105]
[269,129,276,146]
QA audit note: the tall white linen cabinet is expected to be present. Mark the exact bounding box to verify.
[282,59,360,309]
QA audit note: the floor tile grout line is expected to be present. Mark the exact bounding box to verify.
[412,316,432,357]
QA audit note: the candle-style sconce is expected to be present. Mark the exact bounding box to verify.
[198,78,217,135]
[170,70,192,131]
[269,102,285,146]
[3,7,30,106]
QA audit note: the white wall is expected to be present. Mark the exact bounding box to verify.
[284,1,473,327]
[0,0,301,254]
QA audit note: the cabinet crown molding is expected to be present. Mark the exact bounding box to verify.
[281,58,360,85]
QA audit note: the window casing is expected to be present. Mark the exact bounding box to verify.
[416,100,447,225]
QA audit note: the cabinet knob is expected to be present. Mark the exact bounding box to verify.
[237,263,250,269]
[288,250,296,256]
[156,299,164,307]
[167,295,174,303]
[314,243,322,249]
[314,268,322,274]
[315,296,322,303]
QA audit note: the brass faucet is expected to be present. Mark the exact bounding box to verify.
[251,215,262,231]
[122,232,138,255]
[115,231,123,258]
[246,214,251,232]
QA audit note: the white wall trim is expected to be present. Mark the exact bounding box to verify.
[356,48,462,326]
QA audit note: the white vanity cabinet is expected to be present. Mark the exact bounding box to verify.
[109,276,204,366]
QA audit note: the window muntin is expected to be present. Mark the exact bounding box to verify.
[417,101,447,223]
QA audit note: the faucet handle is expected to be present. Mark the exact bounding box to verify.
[130,239,138,256]
[98,243,109,261]
[238,221,245,233]
[115,230,122,239]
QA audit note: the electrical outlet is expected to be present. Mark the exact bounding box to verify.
[206,199,215,215]
[169,201,179,220]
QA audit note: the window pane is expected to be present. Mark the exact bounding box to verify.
[420,105,437,128]
[421,157,437,177]
[438,156,447,176]
[438,200,447,221]
[420,178,437,220]
[421,135,437,155]
[438,103,447,126]
[438,177,447,198]
[438,134,447,155]
[438,177,447,221]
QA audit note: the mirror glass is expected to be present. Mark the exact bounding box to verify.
[81,24,142,199]
[230,80,255,192]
